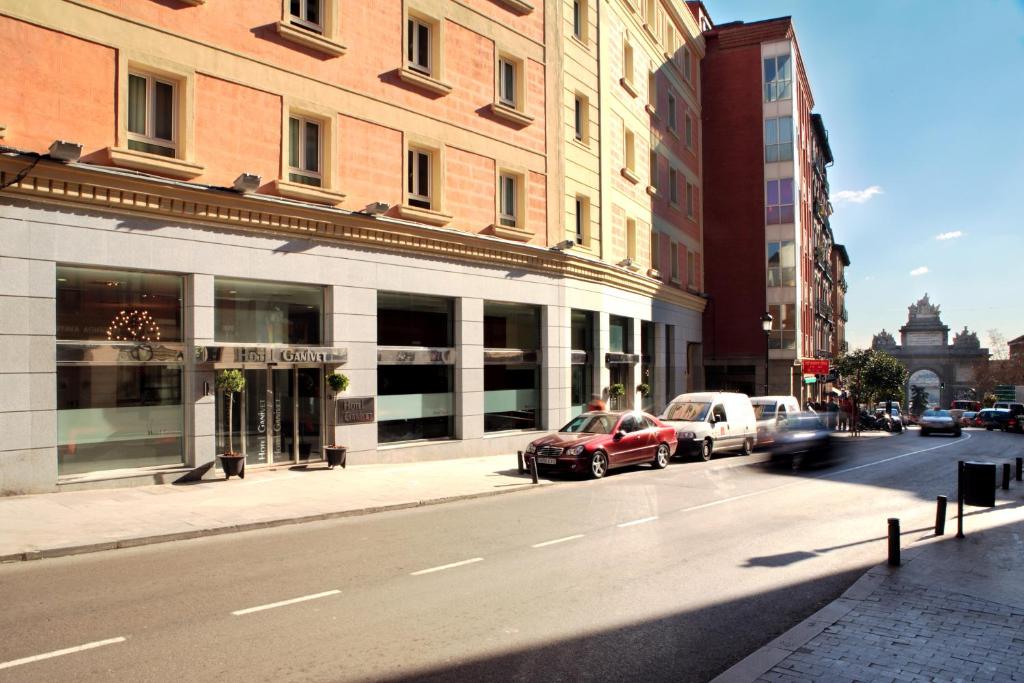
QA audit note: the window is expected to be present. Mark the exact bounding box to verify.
[687,250,695,287]
[484,302,541,432]
[647,72,657,111]
[289,0,322,32]
[650,228,660,269]
[683,46,692,82]
[670,241,679,281]
[623,128,636,175]
[766,240,796,287]
[765,116,794,162]
[667,92,677,132]
[622,39,635,93]
[572,0,585,42]
[684,114,693,148]
[685,181,694,218]
[407,17,432,74]
[764,54,792,102]
[574,94,586,141]
[570,309,594,416]
[768,303,797,349]
[626,218,637,261]
[215,277,323,344]
[575,195,589,245]
[669,167,678,204]
[127,72,176,158]
[288,115,321,187]
[408,148,432,209]
[498,58,516,106]
[649,151,658,191]
[499,173,518,227]
[766,178,795,224]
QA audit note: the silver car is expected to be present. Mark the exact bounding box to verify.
[919,409,961,437]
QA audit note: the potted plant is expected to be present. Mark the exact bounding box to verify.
[216,369,246,479]
[636,383,651,398]
[608,383,626,410]
[324,371,350,469]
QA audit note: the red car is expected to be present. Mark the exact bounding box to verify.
[524,411,678,479]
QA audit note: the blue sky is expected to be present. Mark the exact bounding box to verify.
[704,0,1024,354]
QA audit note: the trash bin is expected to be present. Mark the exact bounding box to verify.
[962,461,996,507]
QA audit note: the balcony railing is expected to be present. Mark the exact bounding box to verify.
[841,307,849,323]
[839,276,848,293]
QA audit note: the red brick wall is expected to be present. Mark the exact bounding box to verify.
[700,37,767,358]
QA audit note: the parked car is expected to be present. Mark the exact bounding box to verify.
[993,402,1024,432]
[875,402,905,430]
[771,412,833,466]
[750,395,802,446]
[919,409,962,437]
[951,400,982,413]
[523,411,677,479]
[960,411,978,426]
[978,411,1019,432]
[660,392,757,461]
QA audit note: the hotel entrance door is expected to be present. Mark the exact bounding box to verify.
[216,366,322,466]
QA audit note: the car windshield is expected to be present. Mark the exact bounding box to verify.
[662,401,710,421]
[752,404,776,419]
[923,410,950,417]
[560,414,615,434]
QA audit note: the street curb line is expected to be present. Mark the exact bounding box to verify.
[0,481,555,564]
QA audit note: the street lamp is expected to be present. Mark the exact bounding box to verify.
[760,312,773,395]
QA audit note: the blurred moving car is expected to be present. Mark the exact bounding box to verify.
[660,392,757,461]
[919,409,962,437]
[873,407,904,432]
[770,412,832,466]
[992,402,1024,433]
[750,395,801,446]
[959,410,978,426]
[523,411,677,479]
[976,408,1018,433]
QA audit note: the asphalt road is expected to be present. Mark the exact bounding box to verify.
[1,428,1021,682]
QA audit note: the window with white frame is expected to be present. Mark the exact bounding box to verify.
[764,54,792,102]
[622,39,634,89]
[766,178,794,224]
[650,228,659,269]
[766,240,796,287]
[624,128,636,174]
[499,172,518,227]
[626,218,637,261]
[685,181,694,218]
[288,115,322,186]
[407,17,432,74]
[408,148,433,209]
[648,72,657,110]
[667,91,677,132]
[768,303,797,349]
[572,0,585,42]
[765,116,794,162]
[574,94,587,142]
[684,113,693,148]
[127,72,177,158]
[498,57,517,107]
[670,241,679,281]
[289,0,323,33]
[575,195,589,245]
[669,167,678,204]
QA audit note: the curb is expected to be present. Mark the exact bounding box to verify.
[0,480,556,564]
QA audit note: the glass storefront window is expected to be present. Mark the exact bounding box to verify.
[215,278,323,344]
[609,315,631,353]
[484,302,540,432]
[570,309,594,416]
[377,292,455,443]
[641,321,655,412]
[57,266,183,341]
[57,365,183,475]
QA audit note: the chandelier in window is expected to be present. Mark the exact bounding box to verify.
[106,309,161,342]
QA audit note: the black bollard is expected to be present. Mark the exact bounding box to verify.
[1017,457,1022,482]
[1003,463,1011,491]
[957,461,965,539]
[935,496,947,536]
[517,450,525,474]
[530,455,539,484]
[887,518,901,566]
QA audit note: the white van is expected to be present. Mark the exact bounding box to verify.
[750,396,802,446]
[660,392,758,461]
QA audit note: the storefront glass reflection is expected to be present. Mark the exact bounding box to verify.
[215,278,323,344]
[484,302,540,432]
[570,309,595,416]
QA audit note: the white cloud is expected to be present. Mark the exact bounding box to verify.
[910,266,929,276]
[832,185,883,204]
[935,231,963,241]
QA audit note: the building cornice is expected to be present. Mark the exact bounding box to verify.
[0,156,706,313]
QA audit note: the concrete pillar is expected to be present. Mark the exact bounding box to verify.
[456,297,484,440]
[542,304,571,429]
[653,323,667,410]
[0,257,57,494]
[597,311,610,403]
[630,317,643,410]
[186,274,215,469]
[327,285,378,463]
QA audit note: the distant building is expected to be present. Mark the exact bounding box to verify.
[1009,335,1024,359]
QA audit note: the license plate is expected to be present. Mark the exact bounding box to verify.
[537,457,557,465]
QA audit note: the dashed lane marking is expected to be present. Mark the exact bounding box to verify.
[410,557,484,576]
[531,534,585,548]
[0,637,127,671]
[232,590,341,616]
[617,516,659,528]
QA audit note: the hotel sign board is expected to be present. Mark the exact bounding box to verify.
[197,346,348,365]
[337,397,375,424]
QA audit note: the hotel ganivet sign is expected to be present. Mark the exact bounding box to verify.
[197,346,348,365]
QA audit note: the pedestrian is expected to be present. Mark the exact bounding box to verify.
[826,396,839,430]
[838,394,853,431]
[586,394,606,412]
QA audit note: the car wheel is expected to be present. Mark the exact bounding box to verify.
[986,426,993,431]
[920,428,929,437]
[740,437,754,456]
[954,429,962,437]
[700,439,714,461]
[652,443,670,469]
[589,451,608,479]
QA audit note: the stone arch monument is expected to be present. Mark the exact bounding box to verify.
[871,294,989,408]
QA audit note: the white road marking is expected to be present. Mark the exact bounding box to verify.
[617,516,659,528]
[232,590,340,616]
[678,432,973,515]
[410,557,484,576]
[0,637,126,671]
[531,534,585,548]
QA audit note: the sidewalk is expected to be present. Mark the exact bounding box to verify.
[0,454,545,562]
[715,485,1024,682]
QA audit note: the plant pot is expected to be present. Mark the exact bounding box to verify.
[324,446,347,470]
[218,453,245,479]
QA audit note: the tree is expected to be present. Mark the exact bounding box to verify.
[216,369,246,455]
[863,351,908,407]
[910,385,928,416]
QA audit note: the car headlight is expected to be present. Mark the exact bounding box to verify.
[525,443,536,453]
[677,431,696,440]
[565,444,585,456]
